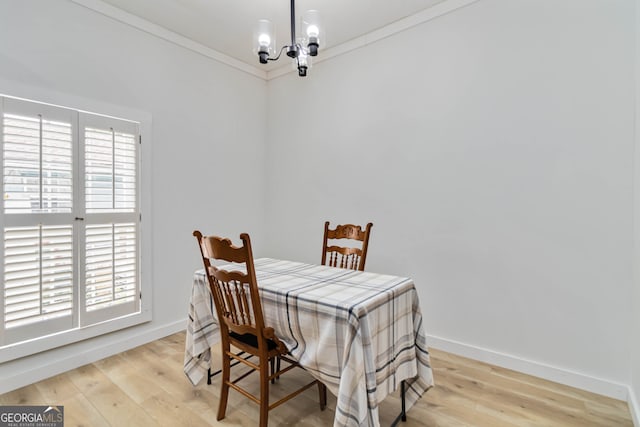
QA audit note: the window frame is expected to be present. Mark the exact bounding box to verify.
[0,93,152,363]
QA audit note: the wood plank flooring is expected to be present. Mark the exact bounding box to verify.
[0,332,633,426]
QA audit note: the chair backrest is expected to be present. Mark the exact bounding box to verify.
[321,221,373,271]
[193,231,267,343]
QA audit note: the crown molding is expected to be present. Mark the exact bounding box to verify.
[70,0,480,82]
[69,0,267,80]
[267,0,481,80]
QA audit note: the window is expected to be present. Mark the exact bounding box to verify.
[0,95,146,357]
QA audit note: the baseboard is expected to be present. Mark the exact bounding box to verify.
[3,323,635,419]
[427,334,629,401]
[629,385,640,427]
[0,320,186,394]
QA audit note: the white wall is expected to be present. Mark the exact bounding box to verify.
[631,0,640,422]
[0,0,267,391]
[265,0,635,398]
[0,0,637,410]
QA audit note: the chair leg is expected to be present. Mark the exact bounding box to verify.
[259,362,270,427]
[318,382,327,411]
[217,347,231,421]
[270,357,275,384]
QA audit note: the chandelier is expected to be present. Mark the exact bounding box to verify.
[253,0,322,77]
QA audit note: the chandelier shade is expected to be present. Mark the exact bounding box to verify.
[300,10,321,56]
[254,19,275,64]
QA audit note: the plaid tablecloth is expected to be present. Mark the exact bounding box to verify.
[184,258,434,427]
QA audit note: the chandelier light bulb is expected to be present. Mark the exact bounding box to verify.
[306,25,319,38]
[258,34,271,48]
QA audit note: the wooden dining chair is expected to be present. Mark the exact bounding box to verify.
[193,230,326,427]
[321,221,373,271]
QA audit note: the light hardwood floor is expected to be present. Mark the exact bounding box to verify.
[0,332,633,426]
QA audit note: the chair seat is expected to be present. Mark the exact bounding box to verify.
[230,331,278,351]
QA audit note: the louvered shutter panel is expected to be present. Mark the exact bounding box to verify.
[2,98,76,344]
[85,127,136,213]
[85,223,136,312]
[4,226,73,328]
[3,113,73,213]
[79,114,139,326]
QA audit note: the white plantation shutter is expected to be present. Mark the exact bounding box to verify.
[1,99,77,344]
[1,95,142,350]
[79,114,139,326]
[85,128,136,212]
[3,226,74,341]
[3,114,73,213]
[85,223,136,311]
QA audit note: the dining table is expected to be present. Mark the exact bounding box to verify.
[183,258,434,427]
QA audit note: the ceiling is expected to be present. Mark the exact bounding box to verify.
[96,0,447,72]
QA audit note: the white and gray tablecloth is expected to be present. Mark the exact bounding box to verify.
[184,258,434,427]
